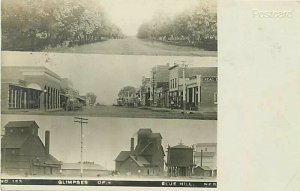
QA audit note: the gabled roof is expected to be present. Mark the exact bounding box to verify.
[61,163,106,170]
[172,144,192,149]
[135,156,150,165]
[137,129,152,134]
[4,121,39,128]
[196,166,212,171]
[45,154,61,165]
[129,156,150,167]
[115,151,131,161]
[1,134,29,149]
[150,133,162,139]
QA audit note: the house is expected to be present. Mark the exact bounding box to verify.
[166,143,194,177]
[115,129,165,176]
[192,143,217,169]
[192,143,217,176]
[1,121,61,176]
[193,166,213,177]
[61,162,111,177]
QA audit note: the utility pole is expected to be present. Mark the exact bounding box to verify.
[1,129,6,174]
[74,117,88,177]
[151,70,156,106]
[201,149,203,167]
[177,61,188,113]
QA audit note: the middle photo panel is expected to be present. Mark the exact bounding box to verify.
[2,52,218,120]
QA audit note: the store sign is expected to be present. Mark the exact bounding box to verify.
[202,77,218,82]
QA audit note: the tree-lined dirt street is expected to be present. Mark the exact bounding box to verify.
[46,37,217,56]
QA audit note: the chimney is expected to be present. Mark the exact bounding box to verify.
[130,138,134,153]
[45,130,50,155]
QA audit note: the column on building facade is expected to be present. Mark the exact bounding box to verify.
[192,87,195,103]
[54,89,56,108]
[46,87,50,109]
[24,91,27,109]
[51,87,54,109]
[16,89,18,108]
[50,88,52,109]
[57,90,59,108]
[8,87,13,108]
[56,89,58,108]
[14,89,17,108]
[58,91,61,108]
[48,87,51,109]
[46,87,49,109]
[9,89,12,108]
[51,88,55,109]
[8,89,11,108]
[57,89,59,108]
[197,75,201,106]
[54,89,57,108]
[54,88,56,109]
[47,87,49,109]
[186,88,189,104]
[19,89,21,108]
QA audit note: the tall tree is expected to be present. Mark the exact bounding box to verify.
[86,92,97,105]
[118,86,136,98]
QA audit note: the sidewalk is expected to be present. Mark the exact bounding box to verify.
[137,106,217,120]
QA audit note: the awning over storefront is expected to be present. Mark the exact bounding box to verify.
[9,83,43,92]
[27,83,43,91]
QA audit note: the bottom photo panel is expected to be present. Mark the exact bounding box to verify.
[1,115,217,189]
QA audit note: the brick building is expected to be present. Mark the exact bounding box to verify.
[1,121,61,176]
[139,77,151,106]
[150,65,169,107]
[1,66,63,111]
[169,66,217,112]
[115,129,165,176]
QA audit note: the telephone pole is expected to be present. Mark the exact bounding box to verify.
[177,61,189,113]
[1,129,6,173]
[74,117,88,177]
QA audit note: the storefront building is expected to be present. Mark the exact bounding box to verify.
[1,66,62,111]
[168,65,217,112]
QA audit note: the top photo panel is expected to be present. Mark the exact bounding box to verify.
[1,0,217,56]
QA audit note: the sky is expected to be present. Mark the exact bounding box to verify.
[2,51,217,105]
[100,0,202,36]
[1,115,217,170]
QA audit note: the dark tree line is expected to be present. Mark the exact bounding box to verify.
[1,0,124,51]
[137,3,217,50]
